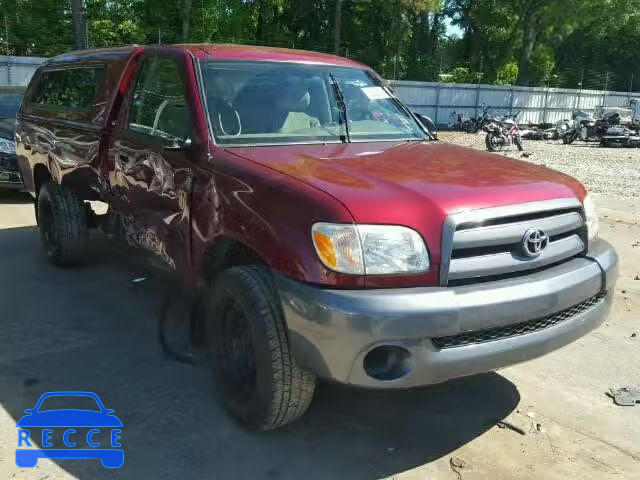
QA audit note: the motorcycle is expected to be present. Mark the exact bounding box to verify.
[553,118,572,140]
[521,119,567,141]
[448,110,471,131]
[463,104,493,133]
[562,111,620,144]
[600,125,640,148]
[484,111,524,152]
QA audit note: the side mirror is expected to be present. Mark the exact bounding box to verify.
[24,409,33,414]
[414,112,438,140]
[165,137,192,151]
[105,409,115,414]
[383,79,395,93]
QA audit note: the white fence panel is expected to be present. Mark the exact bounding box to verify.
[390,79,640,127]
[0,56,47,86]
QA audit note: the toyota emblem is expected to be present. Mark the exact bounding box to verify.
[521,228,549,258]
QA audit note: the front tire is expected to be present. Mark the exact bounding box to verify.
[36,181,88,265]
[205,266,315,430]
[514,134,524,151]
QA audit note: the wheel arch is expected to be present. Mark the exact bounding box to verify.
[33,163,52,196]
[201,235,269,283]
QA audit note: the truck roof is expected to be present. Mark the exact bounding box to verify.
[179,44,366,68]
[46,44,366,69]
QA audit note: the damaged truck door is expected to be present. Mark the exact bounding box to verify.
[108,52,195,272]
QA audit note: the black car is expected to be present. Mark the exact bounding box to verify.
[0,88,24,189]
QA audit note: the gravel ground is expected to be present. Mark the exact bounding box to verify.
[439,131,640,198]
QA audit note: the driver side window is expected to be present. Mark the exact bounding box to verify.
[128,57,192,141]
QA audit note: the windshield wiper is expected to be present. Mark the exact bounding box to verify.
[329,73,350,143]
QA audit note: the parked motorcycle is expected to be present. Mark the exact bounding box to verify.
[484,111,524,152]
[448,110,471,131]
[600,125,640,148]
[463,104,493,133]
[521,120,567,141]
[562,111,620,144]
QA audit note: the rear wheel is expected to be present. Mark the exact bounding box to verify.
[563,131,577,144]
[485,132,502,152]
[465,121,477,134]
[36,181,88,265]
[205,266,315,430]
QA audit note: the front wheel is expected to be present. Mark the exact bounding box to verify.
[485,132,502,152]
[205,266,315,430]
[514,134,524,151]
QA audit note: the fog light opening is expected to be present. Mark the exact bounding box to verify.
[363,345,412,381]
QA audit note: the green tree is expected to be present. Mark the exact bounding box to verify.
[3,0,638,91]
[0,0,73,56]
[443,66,476,83]
[495,61,518,85]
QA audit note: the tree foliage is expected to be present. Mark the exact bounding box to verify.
[495,62,518,86]
[0,0,638,89]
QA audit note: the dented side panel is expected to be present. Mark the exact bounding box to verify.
[16,49,140,200]
[105,49,202,277]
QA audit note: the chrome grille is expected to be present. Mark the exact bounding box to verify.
[440,199,586,285]
[431,292,606,349]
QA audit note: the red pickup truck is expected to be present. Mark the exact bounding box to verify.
[16,44,617,430]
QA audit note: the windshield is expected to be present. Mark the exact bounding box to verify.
[200,61,427,146]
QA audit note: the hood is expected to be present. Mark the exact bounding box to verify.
[0,117,16,140]
[229,141,586,222]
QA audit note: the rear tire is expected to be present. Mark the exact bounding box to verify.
[465,121,477,134]
[485,132,502,152]
[563,132,577,144]
[205,266,315,430]
[36,181,88,265]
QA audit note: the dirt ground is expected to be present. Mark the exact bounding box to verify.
[1,136,639,479]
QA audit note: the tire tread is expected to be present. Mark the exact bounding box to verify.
[38,181,88,264]
[209,266,315,430]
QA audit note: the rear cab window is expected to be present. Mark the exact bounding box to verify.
[24,64,108,124]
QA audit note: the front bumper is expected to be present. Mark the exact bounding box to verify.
[277,239,618,388]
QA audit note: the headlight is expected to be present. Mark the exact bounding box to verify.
[0,138,16,154]
[583,194,599,243]
[312,223,429,275]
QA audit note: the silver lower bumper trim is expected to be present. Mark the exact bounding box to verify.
[277,239,618,388]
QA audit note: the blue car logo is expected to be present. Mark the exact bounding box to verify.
[16,391,123,468]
